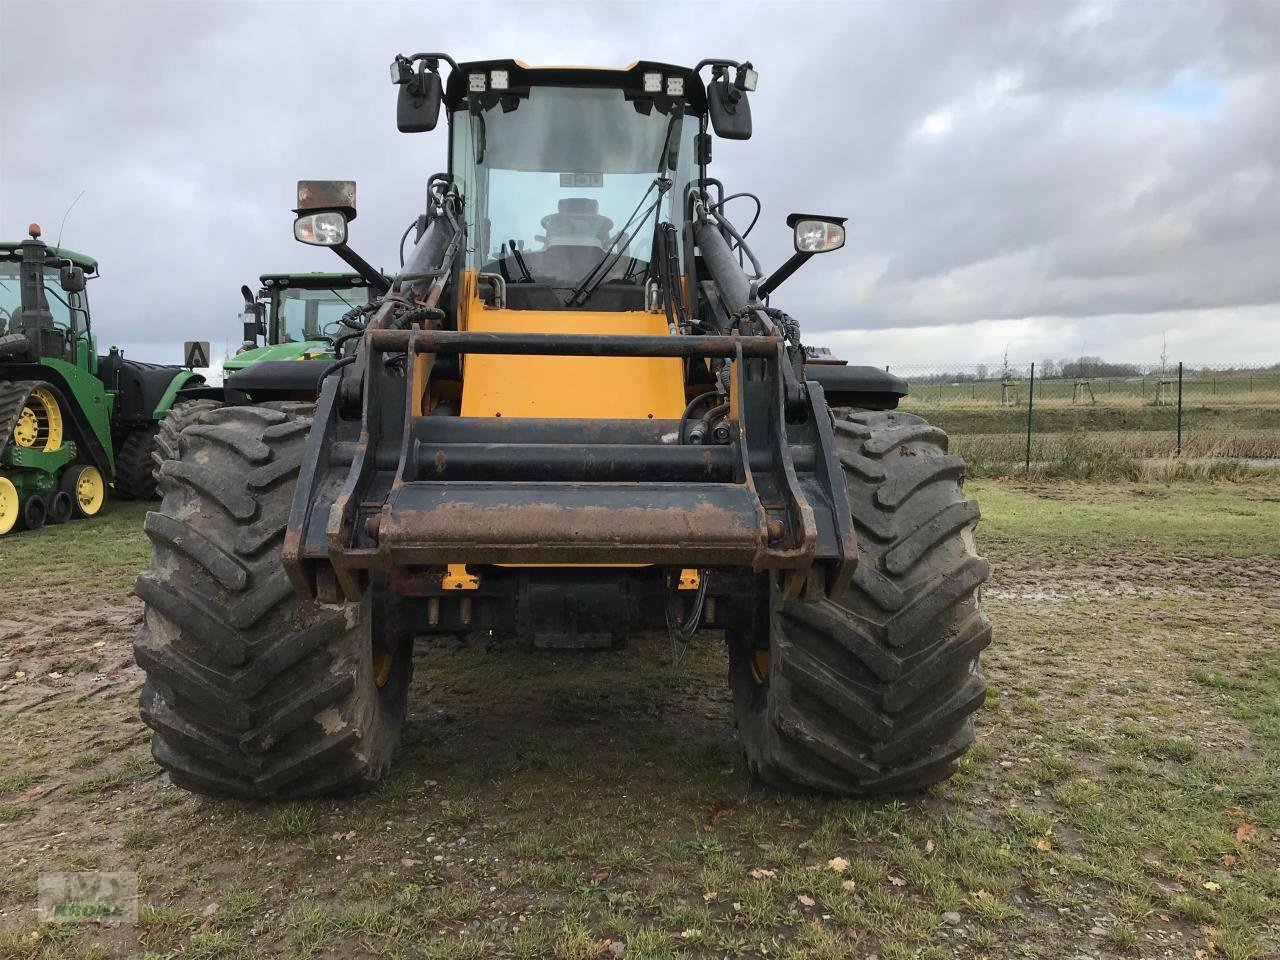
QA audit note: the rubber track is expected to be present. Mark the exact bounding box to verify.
[133,401,408,799]
[748,409,992,795]
[0,379,43,462]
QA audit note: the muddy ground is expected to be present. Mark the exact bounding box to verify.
[1,480,1277,960]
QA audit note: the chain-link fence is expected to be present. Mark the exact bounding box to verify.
[883,361,1280,477]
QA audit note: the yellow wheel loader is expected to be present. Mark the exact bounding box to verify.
[134,56,991,799]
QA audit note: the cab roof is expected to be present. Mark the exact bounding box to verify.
[260,272,383,288]
[0,241,98,274]
[444,59,707,114]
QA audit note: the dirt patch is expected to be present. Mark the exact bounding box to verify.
[987,551,1280,600]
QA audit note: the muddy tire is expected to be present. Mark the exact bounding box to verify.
[151,399,223,482]
[133,402,411,799]
[113,427,160,499]
[0,333,30,360]
[730,409,991,795]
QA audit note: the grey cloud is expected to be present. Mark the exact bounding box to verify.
[1,0,1277,365]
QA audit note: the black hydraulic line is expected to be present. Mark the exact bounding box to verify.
[678,390,720,444]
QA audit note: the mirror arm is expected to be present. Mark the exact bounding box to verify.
[756,251,812,299]
[332,243,390,296]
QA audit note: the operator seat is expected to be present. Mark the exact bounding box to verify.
[538,198,613,250]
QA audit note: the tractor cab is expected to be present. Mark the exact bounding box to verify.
[224,272,379,372]
[0,225,97,370]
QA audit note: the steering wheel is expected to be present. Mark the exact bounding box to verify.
[320,319,348,340]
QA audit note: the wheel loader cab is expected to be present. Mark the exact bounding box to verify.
[448,75,694,310]
[443,65,698,420]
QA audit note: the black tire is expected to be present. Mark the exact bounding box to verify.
[150,399,223,483]
[132,402,411,799]
[47,490,74,524]
[0,333,30,360]
[730,409,991,795]
[60,463,106,519]
[113,427,160,499]
[19,493,46,531]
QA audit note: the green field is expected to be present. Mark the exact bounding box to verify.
[1,482,1279,960]
[892,372,1280,469]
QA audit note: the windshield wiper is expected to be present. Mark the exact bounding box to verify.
[564,177,670,307]
[564,109,684,308]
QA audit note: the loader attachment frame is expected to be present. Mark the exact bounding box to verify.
[283,323,856,606]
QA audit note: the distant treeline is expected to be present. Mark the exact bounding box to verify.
[894,357,1280,384]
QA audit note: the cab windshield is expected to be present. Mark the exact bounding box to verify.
[274,285,368,342]
[0,262,82,335]
[0,264,19,334]
[451,85,688,295]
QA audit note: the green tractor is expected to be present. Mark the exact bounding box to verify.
[0,224,206,535]
[224,271,380,378]
[148,272,383,477]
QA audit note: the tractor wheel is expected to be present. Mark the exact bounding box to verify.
[61,464,105,519]
[0,334,30,361]
[19,493,46,531]
[48,489,74,524]
[133,402,411,799]
[730,409,991,795]
[150,399,222,482]
[114,427,160,499]
[0,476,18,536]
[60,463,104,522]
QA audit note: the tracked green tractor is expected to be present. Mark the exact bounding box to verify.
[0,225,206,535]
[136,56,991,799]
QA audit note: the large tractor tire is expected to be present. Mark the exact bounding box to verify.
[730,409,991,795]
[133,402,411,799]
[0,333,30,361]
[147,398,224,489]
[113,427,160,500]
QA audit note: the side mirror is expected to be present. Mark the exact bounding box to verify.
[756,214,847,299]
[294,180,357,246]
[59,263,86,293]
[392,58,443,133]
[706,64,755,140]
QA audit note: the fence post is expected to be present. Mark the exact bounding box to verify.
[1176,361,1183,456]
[1025,362,1035,477]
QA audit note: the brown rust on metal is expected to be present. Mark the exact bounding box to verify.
[379,498,769,567]
[295,180,357,218]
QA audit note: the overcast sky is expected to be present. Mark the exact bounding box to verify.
[2,0,1277,372]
